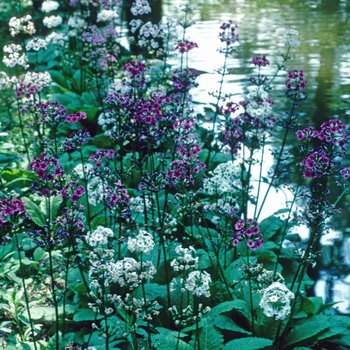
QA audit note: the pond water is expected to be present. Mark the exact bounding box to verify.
[163,0,350,313]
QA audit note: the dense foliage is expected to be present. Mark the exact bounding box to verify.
[0,0,349,349]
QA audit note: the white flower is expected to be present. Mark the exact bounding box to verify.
[171,245,198,271]
[259,282,294,320]
[9,15,36,36]
[130,0,151,16]
[3,44,29,69]
[203,161,241,195]
[41,0,59,13]
[21,71,52,91]
[184,270,211,297]
[45,32,68,47]
[127,230,155,254]
[85,226,114,246]
[97,9,116,22]
[26,37,47,51]
[43,15,62,28]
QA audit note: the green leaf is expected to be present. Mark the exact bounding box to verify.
[210,299,248,317]
[46,332,64,350]
[33,247,47,261]
[189,317,224,349]
[259,215,285,241]
[153,328,192,350]
[21,197,46,227]
[92,134,115,148]
[284,320,330,348]
[73,308,102,322]
[214,314,251,334]
[223,337,273,350]
[39,196,62,220]
[49,70,70,90]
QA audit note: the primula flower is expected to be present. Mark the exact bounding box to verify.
[85,226,114,246]
[233,218,263,250]
[259,282,294,320]
[43,15,63,28]
[175,40,198,53]
[9,15,36,36]
[250,55,269,67]
[127,230,155,254]
[184,270,211,297]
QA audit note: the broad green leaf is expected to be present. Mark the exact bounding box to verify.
[223,337,273,350]
[21,197,46,227]
[153,328,191,350]
[214,314,251,334]
[210,299,248,317]
[73,308,102,322]
[92,134,115,148]
[189,317,224,349]
[49,70,70,89]
[46,332,64,350]
[284,321,329,347]
[259,215,285,241]
[33,247,47,261]
[39,196,62,220]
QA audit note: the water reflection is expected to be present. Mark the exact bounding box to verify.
[164,0,350,313]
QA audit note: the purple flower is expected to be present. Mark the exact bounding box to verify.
[175,40,198,54]
[250,56,269,67]
[232,218,262,250]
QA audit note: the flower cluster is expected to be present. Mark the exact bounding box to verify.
[285,69,307,101]
[283,29,300,48]
[246,87,274,120]
[232,218,263,250]
[9,15,36,36]
[250,55,270,67]
[218,20,238,53]
[61,130,92,152]
[300,149,333,179]
[3,44,28,69]
[43,15,63,28]
[97,9,116,23]
[130,0,152,16]
[0,198,29,228]
[175,40,198,54]
[16,71,52,98]
[25,37,48,51]
[259,282,294,320]
[65,111,87,123]
[41,0,60,13]
[172,68,199,91]
[60,181,85,202]
[85,226,114,246]
[184,270,211,297]
[170,245,198,271]
[203,161,241,195]
[127,230,155,254]
[29,152,64,196]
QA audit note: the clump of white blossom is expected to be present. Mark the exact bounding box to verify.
[283,28,300,47]
[129,195,152,213]
[127,230,155,254]
[184,271,211,297]
[202,161,241,195]
[45,32,68,47]
[9,15,36,36]
[43,15,63,28]
[97,9,116,23]
[170,245,198,271]
[259,282,294,320]
[130,0,151,16]
[85,226,114,246]
[41,0,59,13]
[26,37,47,51]
[72,163,103,206]
[0,72,17,90]
[3,44,28,69]
[246,86,273,119]
[21,71,52,91]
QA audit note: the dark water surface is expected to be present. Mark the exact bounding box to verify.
[164,0,350,313]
